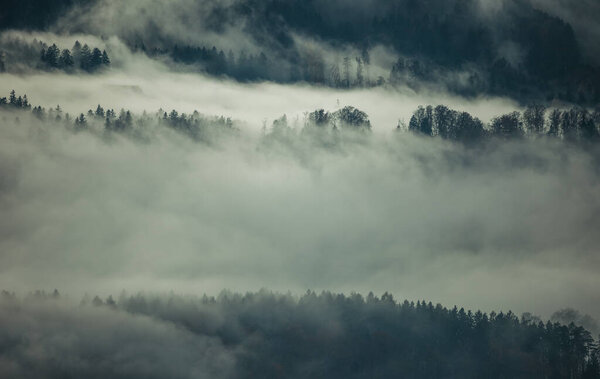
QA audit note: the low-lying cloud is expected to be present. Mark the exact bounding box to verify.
[0,102,599,321]
[0,294,234,379]
[0,36,519,131]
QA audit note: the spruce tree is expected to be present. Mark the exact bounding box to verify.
[58,49,74,69]
[90,48,103,70]
[101,50,110,65]
[79,44,91,71]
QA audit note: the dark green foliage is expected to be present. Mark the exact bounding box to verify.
[334,106,371,130]
[0,38,110,73]
[74,113,87,129]
[523,104,546,135]
[409,105,433,135]
[491,112,525,139]
[79,44,91,71]
[161,109,235,142]
[548,109,562,137]
[308,109,331,127]
[0,0,96,31]
[58,49,74,69]
[95,290,600,379]
[90,47,103,68]
[41,43,59,68]
[453,111,486,142]
[408,103,600,143]
[52,42,109,73]
[72,41,81,60]
[107,109,132,131]
[3,90,31,109]
[169,45,276,81]
[101,50,110,65]
[433,105,455,139]
[2,0,598,103]
[557,108,600,142]
[122,0,599,103]
[411,105,486,142]
[2,89,599,146]
[94,104,104,118]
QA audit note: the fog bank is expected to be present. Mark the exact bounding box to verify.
[0,109,599,321]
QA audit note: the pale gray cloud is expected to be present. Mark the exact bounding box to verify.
[0,295,235,379]
[0,101,599,321]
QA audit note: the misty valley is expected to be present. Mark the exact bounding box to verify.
[1,0,600,378]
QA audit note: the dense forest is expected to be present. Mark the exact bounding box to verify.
[1,0,599,103]
[2,289,599,379]
[40,40,110,72]
[0,38,110,73]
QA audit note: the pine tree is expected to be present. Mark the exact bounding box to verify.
[80,44,91,71]
[95,105,105,118]
[72,41,82,61]
[9,90,16,106]
[90,48,103,70]
[74,113,87,128]
[44,44,60,68]
[101,50,110,65]
[58,49,74,69]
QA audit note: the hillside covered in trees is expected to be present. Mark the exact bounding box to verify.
[1,290,599,379]
[1,0,599,104]
[0,38,110,73]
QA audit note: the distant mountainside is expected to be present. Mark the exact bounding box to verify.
[1,0,599,103]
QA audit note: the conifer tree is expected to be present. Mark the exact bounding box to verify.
[58,49,74,69]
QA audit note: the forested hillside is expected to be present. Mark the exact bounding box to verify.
[2,290,599,379]
[1,0,599,103]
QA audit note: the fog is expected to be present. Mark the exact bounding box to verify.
[0,35,519,131]
[0,26,598,323]
[0,295,235,379]
[2,1,600,377]
[0,90,599,324]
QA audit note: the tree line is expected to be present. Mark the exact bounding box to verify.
[0,39,110,73]
[0,90,236,144]
[5,289,599,379]
[40,40,110,72]
[406,104,600,144]
[139,43,381,87]
[4,90,600,146]
[0,89,31,108]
